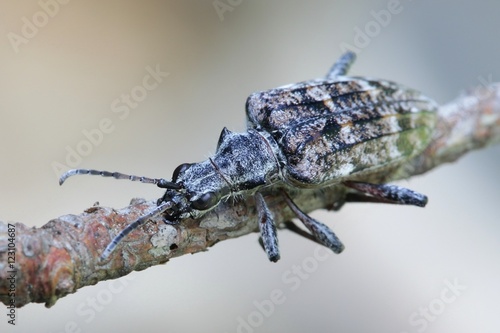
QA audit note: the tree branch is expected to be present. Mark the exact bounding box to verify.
[1,83,499,308]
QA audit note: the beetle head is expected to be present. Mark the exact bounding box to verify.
[157,162,224,222]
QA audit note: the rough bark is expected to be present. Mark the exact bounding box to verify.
[1,83,499,308]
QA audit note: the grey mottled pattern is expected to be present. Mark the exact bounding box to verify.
[59,52,437,262]
[246,77,438,185]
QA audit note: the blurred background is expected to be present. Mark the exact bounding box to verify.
[0,1,499,332]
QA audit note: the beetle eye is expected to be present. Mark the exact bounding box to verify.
[172,163,193,182]
[191,192,218,211]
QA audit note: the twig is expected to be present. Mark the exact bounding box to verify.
[1,83,499,308]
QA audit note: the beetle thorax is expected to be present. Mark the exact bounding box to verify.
[173,128,282,216]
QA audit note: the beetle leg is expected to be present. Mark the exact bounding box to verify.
[282,191,344,254]
[343,181,428,207]
[283,220,324,244]
[326,51,356,79]
[255,192,280,262]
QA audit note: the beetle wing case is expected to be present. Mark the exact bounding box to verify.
[246,78,437,186]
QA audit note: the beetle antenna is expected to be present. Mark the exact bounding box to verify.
[59,168,179,189]
[100,201,175,260]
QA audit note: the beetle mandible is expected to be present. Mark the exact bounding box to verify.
[60,51,438,262]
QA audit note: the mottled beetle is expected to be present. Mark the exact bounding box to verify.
[60,52,438,262]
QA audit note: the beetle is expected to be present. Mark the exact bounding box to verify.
[59,51,438,262]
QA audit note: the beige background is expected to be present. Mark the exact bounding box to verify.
[1,1,499,332]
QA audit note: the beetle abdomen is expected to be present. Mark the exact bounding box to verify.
[246,77,438,186]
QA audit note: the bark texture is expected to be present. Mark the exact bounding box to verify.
[1,83,499,308]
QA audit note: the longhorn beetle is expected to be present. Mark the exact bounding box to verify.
[60,51,437,262]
